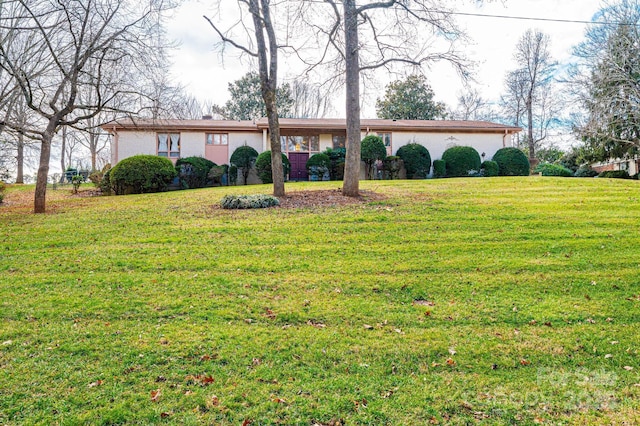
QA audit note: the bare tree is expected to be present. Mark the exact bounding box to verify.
[290,79,333,118]
[303,1,472,196]
[451,88,497,122]
[205,0,289,197]
[0,0,172,213]
[503,29,556,160]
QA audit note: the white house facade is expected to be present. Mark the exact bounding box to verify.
[103,118,521,180]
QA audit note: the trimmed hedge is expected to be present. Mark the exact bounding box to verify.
[599,170,630,179]
[441,146,481,177]
[492,147,530,176]
[574,165,598,178]
[383,156,402,180]
[433,159,446,178]
[255,151,290,184]
[176,157,216,189]
[220,194,280,209]
[534,162,574,177]
[110,155,177,195]
[481,160,499,177]
[396,143,431,178]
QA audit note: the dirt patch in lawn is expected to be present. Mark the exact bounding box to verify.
[276,189,385,209]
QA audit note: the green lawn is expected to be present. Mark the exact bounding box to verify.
[1,177,639,425]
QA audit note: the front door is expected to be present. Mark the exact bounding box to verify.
[288,152,309,181]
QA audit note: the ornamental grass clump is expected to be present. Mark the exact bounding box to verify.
[220,194,280,209]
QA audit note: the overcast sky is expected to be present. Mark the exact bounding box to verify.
[165,0,604,118]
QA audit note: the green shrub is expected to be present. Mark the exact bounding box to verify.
[492,147,530,176]
[230,145,259,185]
[0,180,5,204]
[220,194,280,209]
[480,160,499,177]
[574,165,598,178]
[228,165,238,185]
[441,146,481,177]
[99,168,112,195]
[324,148,346,181]
[396,143,431,178]
[71,175,83,193]
[383,156,403,180]
[110,155,177,195]
[534,162,574,177]
[599,170,630,179]
[361,135,387,179]
[306,153,331,181]
[89,164,111,189]
[208,165,227,185]
[433,159,446,178]
[175,157,216,189]
[255,151,291,184]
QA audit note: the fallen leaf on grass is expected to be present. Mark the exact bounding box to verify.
[271,395,286,404]
[585,318,596,324]
[448,348,457,355]
[88,380,103,388]
[159,337,169,345]
[605,354,613,359]
[200,354,218,361]
[520,359,531,366]
[623,366,634,371]
[413,299,435,306]
[263,308,276,320]
[2,340,13,346]
[307,320,326,328]
[185,374,214,386]
[242,420,252,426]
[363,324,374,330]
[210,395,219,406]
[446,358,456,366]
[151,389,161,402]
[160,412,171,418]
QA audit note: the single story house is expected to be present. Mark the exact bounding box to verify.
[591,156,640,176]
[102,118,521,181]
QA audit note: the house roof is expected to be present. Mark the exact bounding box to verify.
[102,117,521,134]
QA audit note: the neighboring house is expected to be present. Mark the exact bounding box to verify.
[102,118,521,181]
[591,156,640,176]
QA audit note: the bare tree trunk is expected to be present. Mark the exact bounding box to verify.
[342,0,361,198]
[16,133,24,184]
[60,125,66,183]
[34,120,56,213]
[264,91,284,196]
[527,96,535,159]
[90,131,97,171]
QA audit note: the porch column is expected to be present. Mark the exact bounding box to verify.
[262,129,268,152]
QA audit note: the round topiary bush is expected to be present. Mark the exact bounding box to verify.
[306,153,331,181]
[534,162,574,177]
[230,145,259,185]
[396,143,431,178]
[441,146,481,177]
[176,157,216,189]
[110,155,177,195]
[492,147,530,176]
[433,159,446,178]
[255,151,291,184]
[361,135,387,179]
[481,160,499,177]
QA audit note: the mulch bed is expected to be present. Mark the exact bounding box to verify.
[275,189,385,209]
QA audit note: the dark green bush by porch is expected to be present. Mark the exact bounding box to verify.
[441,146,481,177]
[323,147,346,180]
[361,135,387,179]
[599,170,630,179]
[176,157,216,189]
[109,155,177,195]
[396,143,431,178]
[492,147,530,176]
[433,159,446,178]
[534,163,574,177]
[480,160,499,177]
[383,156,403,180]
[255,151,290,184]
